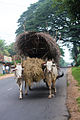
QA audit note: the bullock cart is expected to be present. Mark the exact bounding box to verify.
[15,32,62,99]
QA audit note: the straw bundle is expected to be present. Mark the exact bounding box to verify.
[23,57,45,85]
[15,32,60,66]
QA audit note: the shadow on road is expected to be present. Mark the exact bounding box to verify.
[23,86,49,100]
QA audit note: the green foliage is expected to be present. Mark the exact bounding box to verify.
[73,67,80,111]
[77,54,80,66]
[59,47,64,56]
[0,39,9,56]
[67,81,69,86]
[16,0,80,65]
[11,60,21,65]
[76,97,80,104]
[52,0,80,21]
[13,60,21,64]
[0,40,5,54]
[0,74,4,76]
[0,40,16,57]
[76,97,80,111]
[64,0,80,21]
[6,42,16,57]
[52,0,80,65]
[72,67,80,86]
[16,0,67,36]
[59,57,68,67]
[0,39,5,48]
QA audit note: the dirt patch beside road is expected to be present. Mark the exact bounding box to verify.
[0,74,14,80]
[67,68,80,120]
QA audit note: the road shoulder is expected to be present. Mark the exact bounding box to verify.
[67,68,80,120]
[0,74,14,80]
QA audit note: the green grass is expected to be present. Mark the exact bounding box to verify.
[76,97,80,111]
[72,67,80,111]
[76,97,80,104]
[67,82,69,86]
[72,67,80,86]
[0,74,4,76]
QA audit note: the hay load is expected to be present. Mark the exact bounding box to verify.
[16,32,60,66]
[23,57,45,85]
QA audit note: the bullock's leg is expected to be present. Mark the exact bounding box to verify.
[48,85,52,99]
[48,74,53,99]
[46,81,49,88]
[29,82,32,90]
[19,79,23,99]
[29,86,32,90]
[28,79,32,90]
[52,78,56,94]
[25,81,28,95]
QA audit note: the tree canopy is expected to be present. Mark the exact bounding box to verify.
[0,40,9,56]
[51,0,80,64]
[0,40,16,57]
[52,0,80,22]
[15,0,80,65]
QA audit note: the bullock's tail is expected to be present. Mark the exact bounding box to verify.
[56,72,64,79]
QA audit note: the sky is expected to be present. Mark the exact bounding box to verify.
[0,0,73,63]
[0,0,38,44]
[57,40,73,63]
[62,46,73,63]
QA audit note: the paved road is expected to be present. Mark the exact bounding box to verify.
[0,68,69,120]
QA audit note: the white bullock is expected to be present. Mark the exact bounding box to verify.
[13,63,23,99]
[43,60,58,98]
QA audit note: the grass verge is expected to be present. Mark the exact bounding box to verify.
[0,74,4,76]
[76,97,80,111]
[72,67,80,111]
[72,67,80,86]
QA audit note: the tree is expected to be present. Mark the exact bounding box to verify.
[59,57,68,67]
[15,0,68,58]
[52,0,80,22]
[51,0,80,64]
[0,40,9,56]
[77,54,80,66]
[5,42,16,57]
[0,40,16,57]
[15,0,80,64]
[0,40,5,54]
[16,0,67,35]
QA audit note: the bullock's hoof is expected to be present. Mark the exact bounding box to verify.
[55,89,56,93]
[54,90,56,95]
[54,91,56,95]
[19,97,23,100]
[52,88,56,94]
[29,86,32,90]
[43,78,46,82]
[25,92,28,95]
[48,95,52,99]
[51,94,54,97]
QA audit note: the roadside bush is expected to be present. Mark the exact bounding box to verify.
[77,54,80,66]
